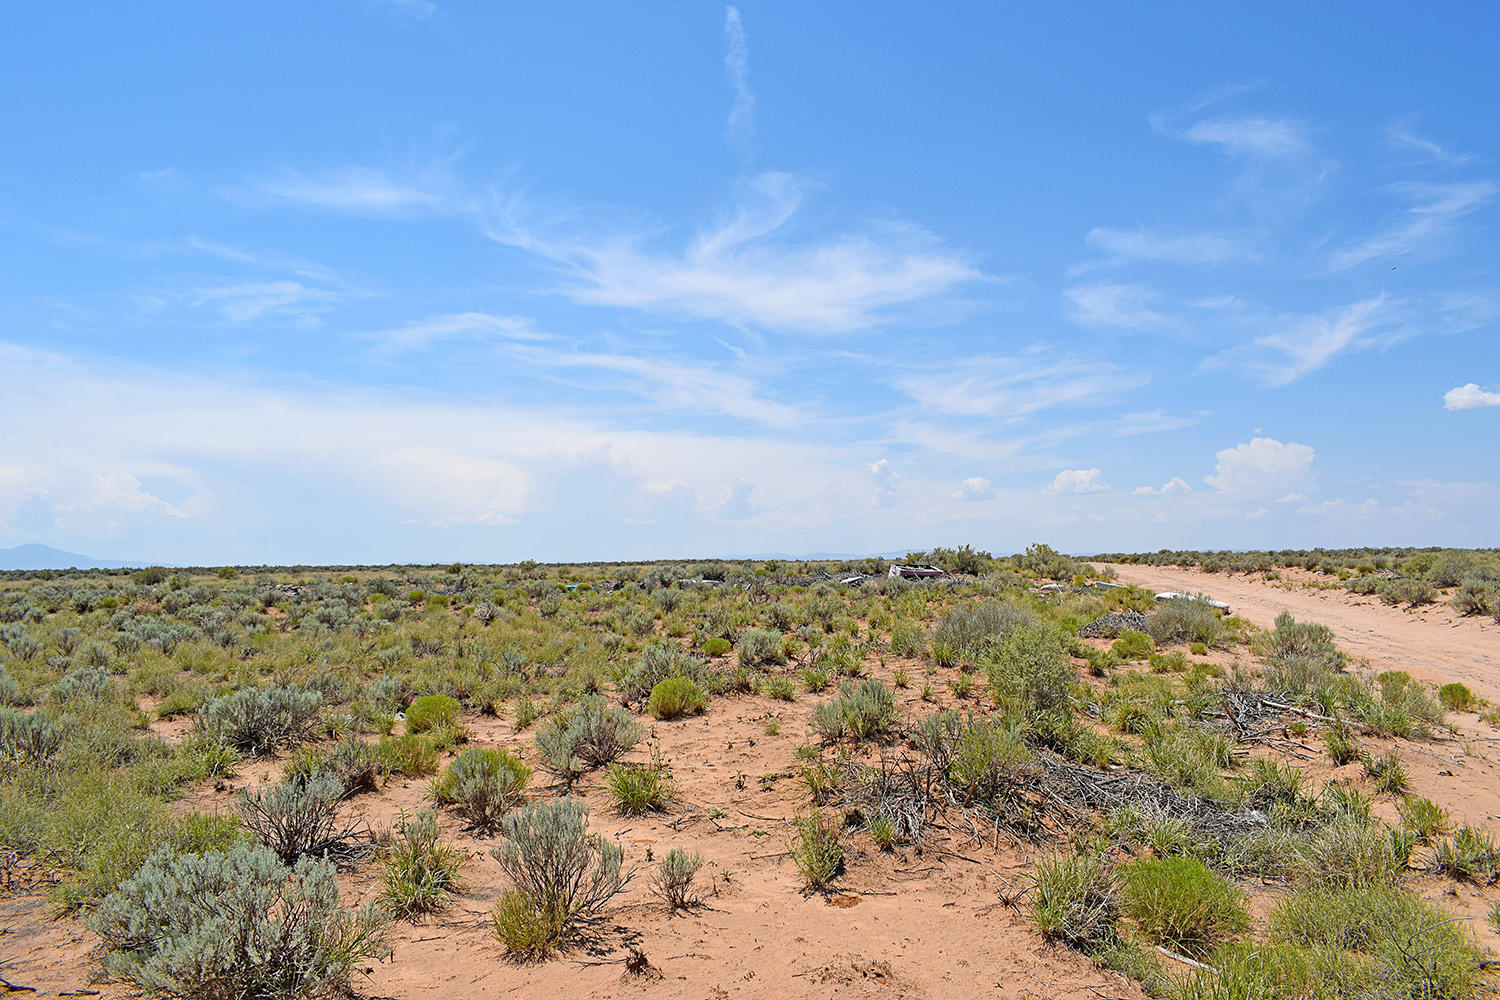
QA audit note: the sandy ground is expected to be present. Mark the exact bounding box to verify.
[1,669,1144,1000]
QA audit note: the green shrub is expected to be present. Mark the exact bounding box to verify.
[1146,598,1224,647]
[197,685,323,756]
[432,747,531,828]
[377,733,439,777]
[737,628,785,667]
[607,759,672,815]
[1269,883,1484,998]
[810,678,897,742]
[237,776,362,864]
[932,601,1038,662]
[1031,851,1119,953]
[702,637,731,657]
[379,810,467,921]
[404,694,460,734]
[1110,630,1154,661]
[616,643,718,705]
[652,848,704,910]
[790,809,844,889]
[0,706,63,765]
[1437,682,1477,712]
[948,716,1034,806]
[488,799,627,956]
[648,676,707,720]
[1378,578,1434,607]
[1451,578,1497,617]
[535,695,642,785]
[1117,856,1248,955]
[983,622,1071,715]
[89,844,388,999]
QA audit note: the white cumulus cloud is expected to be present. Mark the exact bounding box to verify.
[1443,383,1500,410]
[1049,468,1108,494]
[1204,438,1315,495]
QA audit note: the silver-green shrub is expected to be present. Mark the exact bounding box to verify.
[89,844,388,1000]
[197,685,322,755]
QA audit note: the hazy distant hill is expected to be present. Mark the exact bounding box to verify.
[0,543,144,570]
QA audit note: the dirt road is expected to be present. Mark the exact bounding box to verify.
[1099,563,1500,701]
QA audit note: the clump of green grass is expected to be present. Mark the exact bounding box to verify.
[789,809,844,889]
[377,733,440,777]
[1397,795,1453,841]
[1363,750,1409,795]
[606,758,673,815]
[1110,630,1154,661]
[380,810,467,920]
[1117,856,1248,956]
[1268,883,1485,998]
[1433,825,1500,884]
[404,694,461,734]
[810,678,897,743]
[1031,851,1119,953]
[648,676,707,719]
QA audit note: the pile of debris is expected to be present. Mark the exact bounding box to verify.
[1077,611,1151,638]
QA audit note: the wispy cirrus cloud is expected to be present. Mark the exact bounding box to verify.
[723,6,755,158]
[363,312,547,354]
[1207,293,1494,386]
[1329,181,1496,271]
[173,280,343,325]
[897,355,1147,420]
[1072,225,1251,273]
[1065,283,1162,327]
[1176,114,1332,218]
[249,166,452,213]
[483,170,984,332]
[507,344,807,429]
[1385,121,1472,165]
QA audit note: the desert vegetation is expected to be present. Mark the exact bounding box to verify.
[0,544,1497,997]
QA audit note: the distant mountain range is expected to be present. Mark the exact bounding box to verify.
[0,544,144,571]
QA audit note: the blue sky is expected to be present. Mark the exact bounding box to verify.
[2,2,1497,564]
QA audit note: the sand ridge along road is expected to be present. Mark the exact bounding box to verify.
[1098,563,1500,702]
